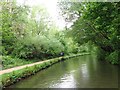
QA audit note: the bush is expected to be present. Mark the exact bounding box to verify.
[2,56,37,69]
[96,47,108,61]
[11,33,80,60]
[106,50,119,64]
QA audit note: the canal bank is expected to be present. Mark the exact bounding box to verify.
[1,53,90,88]
[8,54,118,88]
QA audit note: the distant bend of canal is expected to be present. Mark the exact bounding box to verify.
[9,55,118,88]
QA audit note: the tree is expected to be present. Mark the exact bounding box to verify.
[58,2,119,64]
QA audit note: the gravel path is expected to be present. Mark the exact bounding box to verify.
[0,53,87,75]
[0,59,52,75]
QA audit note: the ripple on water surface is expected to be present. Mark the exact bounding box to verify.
[9,55,118,88]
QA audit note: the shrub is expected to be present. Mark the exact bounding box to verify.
[2,56,36,69]
[106,50,119,64]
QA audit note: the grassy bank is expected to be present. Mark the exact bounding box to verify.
[2,56,39,70]
[1,53,90,88]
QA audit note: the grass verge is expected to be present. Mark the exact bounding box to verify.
[1,53,90,88]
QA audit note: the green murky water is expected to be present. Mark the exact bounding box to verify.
[9,55,118,88]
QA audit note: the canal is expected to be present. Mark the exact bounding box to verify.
[9,55,118,88]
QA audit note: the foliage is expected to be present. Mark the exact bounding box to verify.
[1,53,89,88]
[1,1,29,55]
[82,2,119,64]
[11,31,79,59]
[1,1,80,61]
[78,41,97,53]
[2,56,37,69]
[96,47,108,61]
[106,50,119,64]
[58,2,119,64]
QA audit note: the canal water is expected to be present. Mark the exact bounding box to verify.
[9,55,118,88]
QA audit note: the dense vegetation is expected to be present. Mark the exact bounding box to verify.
[1,1,119,70]
[1,1,91,69]
[1,53,89,87]
[58,1,119,64]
